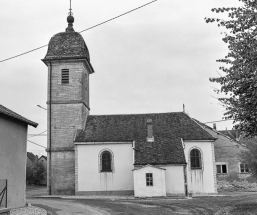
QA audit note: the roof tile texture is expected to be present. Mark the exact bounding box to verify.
[75,112,215,165]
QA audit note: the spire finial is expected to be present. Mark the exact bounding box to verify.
[69,0,72,16]
[66,0,74,32]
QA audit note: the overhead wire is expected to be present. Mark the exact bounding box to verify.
[28,130,47,138]
[0,0,158,63]
[27,140,46,149]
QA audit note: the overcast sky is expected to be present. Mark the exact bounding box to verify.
[0,0,241,156]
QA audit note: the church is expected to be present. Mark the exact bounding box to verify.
[42,10,217,197]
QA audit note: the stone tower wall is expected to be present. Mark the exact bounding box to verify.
[46,60,89,195]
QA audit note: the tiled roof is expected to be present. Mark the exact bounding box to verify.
[219,130,238,140]
[44,32,90,62]
[0,105,38,128]
[75,112,215,165]
[39,155,47,161]
[219,130,257,146]
[27,152,36,162]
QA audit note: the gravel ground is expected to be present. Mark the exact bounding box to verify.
[10,206,47,215]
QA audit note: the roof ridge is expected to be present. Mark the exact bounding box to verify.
[0,104,38,128]
[89,112,184,117]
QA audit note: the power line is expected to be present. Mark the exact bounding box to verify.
[0,0,158,63]
[78,0,157,34]
[28,130,47,138]
[28,134,47,136]
[27,140,46,149]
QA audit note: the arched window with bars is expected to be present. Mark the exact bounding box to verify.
[99,150,113,172]
[190,148,202,170]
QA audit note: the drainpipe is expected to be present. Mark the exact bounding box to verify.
[49,61,52,195]
[184,164,188,197]
[132,141,135,164]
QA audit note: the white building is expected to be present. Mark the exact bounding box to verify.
[74,113,217,197]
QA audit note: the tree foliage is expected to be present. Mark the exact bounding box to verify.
[205,0,257,137]
[26,160,47,185]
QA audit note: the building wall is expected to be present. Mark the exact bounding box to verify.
[133,166,166,197]
[204,127,250,180]
[0,115,28,208]
[184,141,217,194]
[76,143,134,195]
[46,60,90,195]
[163,165,185,195]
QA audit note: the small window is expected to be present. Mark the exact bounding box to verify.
[216,164,227,174]
[61,69,69,84]
[240,163,249,173]
[190,149,202,169]
[146,173,153,186]
[101,151,112,172]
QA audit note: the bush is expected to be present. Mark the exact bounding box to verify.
[246,175,257,183]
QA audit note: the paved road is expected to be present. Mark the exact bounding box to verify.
[29,198,110,215]
[26,188,214,214]
[27,188,110,215]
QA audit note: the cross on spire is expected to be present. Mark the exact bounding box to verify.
[69,0,73,16]
[66,0,74,32]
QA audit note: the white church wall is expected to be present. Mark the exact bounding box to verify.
[75,142,134,195]
[163,165,185,195]
[184,141,217,194]
[133,166,166,197]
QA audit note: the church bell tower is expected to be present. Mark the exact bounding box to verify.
[42,6,95,195]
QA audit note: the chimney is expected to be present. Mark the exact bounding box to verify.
[213,123,217,130]
[146,118,154,142]
[183,104,185,113]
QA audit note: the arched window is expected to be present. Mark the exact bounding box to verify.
[101,151,112,172]
[190,149,202,169]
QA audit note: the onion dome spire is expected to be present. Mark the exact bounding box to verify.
[66,0,74,32]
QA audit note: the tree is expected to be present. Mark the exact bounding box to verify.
[26,160,47,185]
[205,0,257,137]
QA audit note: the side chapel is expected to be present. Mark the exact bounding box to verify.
[42,10,217,197]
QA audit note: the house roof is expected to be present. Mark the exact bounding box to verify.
[219,130,238,140]
[0,105,38,128]
[39,155,47,161]
[219,130,257,146]
[75,112,215,165]
[133,164,166,171]
[27,152,36,162]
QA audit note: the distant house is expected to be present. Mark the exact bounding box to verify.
[197,122,251,180]
[0,105,37,209]
[27,152,37,168]
[218,130,253,178]
[38,155,47,168]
